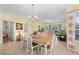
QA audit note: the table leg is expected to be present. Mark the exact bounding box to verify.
[40,45,42,55]
[44,45,47,55]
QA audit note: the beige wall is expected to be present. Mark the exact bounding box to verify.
[60,20,66,31]
[28,20,44,34]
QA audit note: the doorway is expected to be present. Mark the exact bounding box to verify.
[3,21,14,43]
[24,23,28,33]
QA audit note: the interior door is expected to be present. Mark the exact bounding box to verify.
[9,21,14,40]
[24,24,28,33]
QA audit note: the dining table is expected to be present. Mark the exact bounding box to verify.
[31,34,52,55]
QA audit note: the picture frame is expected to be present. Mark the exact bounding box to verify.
[16,23,23,30]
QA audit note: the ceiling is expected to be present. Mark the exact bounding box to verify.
[0,4,68,23]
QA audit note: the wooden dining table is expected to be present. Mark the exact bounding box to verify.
[31,34,52,55]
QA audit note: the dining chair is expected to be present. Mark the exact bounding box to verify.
[41,33,58,55]
[26,35,40,55]
[20,32,27,48]
[50,33,58,54]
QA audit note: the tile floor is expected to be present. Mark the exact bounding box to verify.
[0,40,79,55]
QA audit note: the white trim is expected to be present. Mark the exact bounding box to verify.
[0,20,3,44]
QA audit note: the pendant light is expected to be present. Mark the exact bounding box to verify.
[31,4,38,21]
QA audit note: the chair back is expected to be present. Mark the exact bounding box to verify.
[26,35,33,47]
[20,32,30,42]
[20,32,27,40]
[21,32,25,37]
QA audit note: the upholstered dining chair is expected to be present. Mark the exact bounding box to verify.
[41,33,58,55]
[26,35,40,55]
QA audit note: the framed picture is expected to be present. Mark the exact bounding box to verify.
[16,23,23,30]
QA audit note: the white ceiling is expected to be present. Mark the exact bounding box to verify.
[0,4,68,23]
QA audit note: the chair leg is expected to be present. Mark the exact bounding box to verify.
[26,46,28,54]
[50,49,52,55]
[44,45,47,55]
[45,48,47,55]
[50,48,55,55]
[41,47,42,55]
[31,48,33,55]
[37,46,40,54]
[53,48,55,55]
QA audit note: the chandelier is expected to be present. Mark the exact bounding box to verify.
[29,4,38,21]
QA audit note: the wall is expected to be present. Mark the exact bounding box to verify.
[60,20,66,31]
[0,20,3,44]
[28,20,44,34]
[43,23,50,32]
